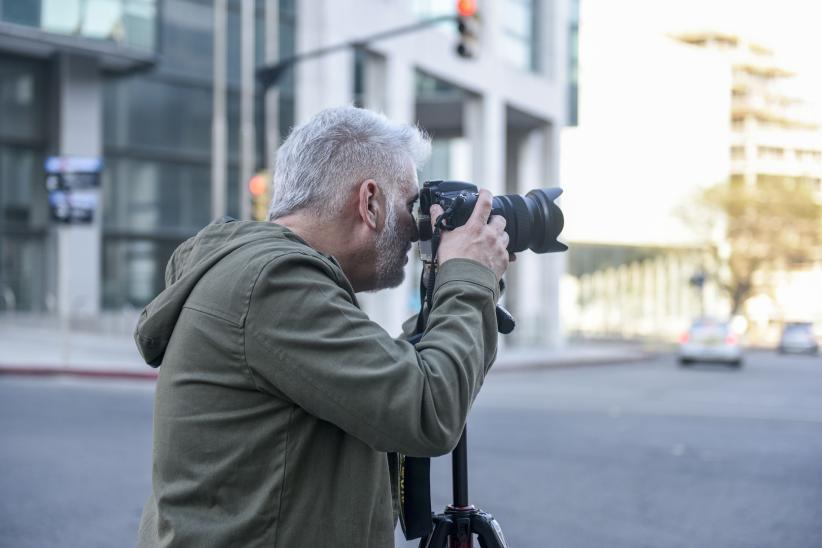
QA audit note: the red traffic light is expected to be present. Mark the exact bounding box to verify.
[455,0,479,58]
[457,0,477,18]
[248,173,268,197]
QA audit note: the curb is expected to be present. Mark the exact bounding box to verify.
[0,349,658,380]
[493,351,656,372]
[0,365,158,381]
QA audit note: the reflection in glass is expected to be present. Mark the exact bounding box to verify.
[103,157,211,232]
[1,0,157,52]
[0,56,46,142]
[103,237,178,308]
[500,0,536,71]
[104,77,212,153]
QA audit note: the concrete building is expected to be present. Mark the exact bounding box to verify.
[675,31,822,190]
[0,0,576,350]
[0,0,286,324]
[560,3,822,341]
[305,0,574,347]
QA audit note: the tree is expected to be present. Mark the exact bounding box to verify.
[697,177,822,314]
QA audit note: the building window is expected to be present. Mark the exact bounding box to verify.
[277,0,296,140]
[499,0,538,71]
[0,0,158,52]
[731,146,745,160]
[0,55,48,312]
[567,0,579,125]
[103,237,179,308]
[757,146,784,159]
[0,55,47,143]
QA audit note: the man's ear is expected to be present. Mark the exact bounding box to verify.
[357,179,382,231]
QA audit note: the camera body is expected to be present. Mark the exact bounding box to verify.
[417,180,567,262]
[418,181,485,241]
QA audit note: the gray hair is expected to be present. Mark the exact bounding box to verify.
[268,106,431,219]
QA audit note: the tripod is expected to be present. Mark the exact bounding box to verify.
[418,427,508,548]
[408,216,512,547]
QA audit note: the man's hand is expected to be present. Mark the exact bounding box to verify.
[431,190,511,282]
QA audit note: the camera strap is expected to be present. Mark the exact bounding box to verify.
[397,454,433,539]
[400,224,446,541]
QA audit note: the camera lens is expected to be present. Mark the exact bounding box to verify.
[492,188,567,254]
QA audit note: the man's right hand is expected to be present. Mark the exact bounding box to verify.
[430,190,510,282]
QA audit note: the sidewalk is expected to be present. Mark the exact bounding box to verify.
[0,318,152,379]
[0,317,653,380]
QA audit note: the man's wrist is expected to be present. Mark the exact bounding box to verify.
[435,258,499,301]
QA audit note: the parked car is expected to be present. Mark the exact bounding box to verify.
[678,318,743,367]
[777,322,819,355]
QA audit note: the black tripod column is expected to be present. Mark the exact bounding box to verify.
[452,428,469,507]
[413,261,512,548]
[420,426,510,548]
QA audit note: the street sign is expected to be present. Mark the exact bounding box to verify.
[44,156,102,224]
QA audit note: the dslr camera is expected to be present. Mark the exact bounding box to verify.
[417,180,567,262]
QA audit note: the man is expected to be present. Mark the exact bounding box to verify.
[135,106,510,547]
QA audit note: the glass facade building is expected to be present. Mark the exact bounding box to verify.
[0,0,295,312]
[0,55,49,312]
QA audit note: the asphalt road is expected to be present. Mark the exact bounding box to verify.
[2,350,821,548]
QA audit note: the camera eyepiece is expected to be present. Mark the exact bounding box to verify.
[417,180,567,256]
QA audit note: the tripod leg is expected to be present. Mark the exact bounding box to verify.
[418,515,452,548]
[471,510,509,548]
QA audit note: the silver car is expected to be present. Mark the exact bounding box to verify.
[778,322,819,355]
[679,318,743,367]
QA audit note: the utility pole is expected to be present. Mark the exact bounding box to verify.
[239,0,255,221]
[211,0,227,220]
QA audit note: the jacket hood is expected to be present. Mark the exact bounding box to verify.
[134,218,306,367]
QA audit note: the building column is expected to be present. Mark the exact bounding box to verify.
[53,53,102,319]
[264,0,280,168]
[295,0,354,121]
[211,0,228,219]
[464,93,505,195]
[362,52,388,114]
[464,93,512,348]
[540,123,568,348]
[509,123,564,347]
[511,128,543,343]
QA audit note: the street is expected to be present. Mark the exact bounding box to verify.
[2,351,822,548]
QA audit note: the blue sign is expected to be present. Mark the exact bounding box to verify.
[44,156,103,223]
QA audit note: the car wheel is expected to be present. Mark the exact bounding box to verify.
[679,358,692,366]
[730,359,743,368]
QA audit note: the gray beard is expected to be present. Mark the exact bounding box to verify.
[374,205,408,290]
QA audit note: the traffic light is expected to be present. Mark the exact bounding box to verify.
[456,0,479,59]
[248,172,271,221]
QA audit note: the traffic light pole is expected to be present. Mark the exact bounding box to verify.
[256,15,457,89]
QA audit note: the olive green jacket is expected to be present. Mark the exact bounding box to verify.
[135,219,499,547]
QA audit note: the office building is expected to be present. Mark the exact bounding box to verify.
[0,0,575,348]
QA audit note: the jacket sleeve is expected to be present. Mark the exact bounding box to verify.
[243,252,499,457]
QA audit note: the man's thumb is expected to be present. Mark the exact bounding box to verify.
[430,204,444,230]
